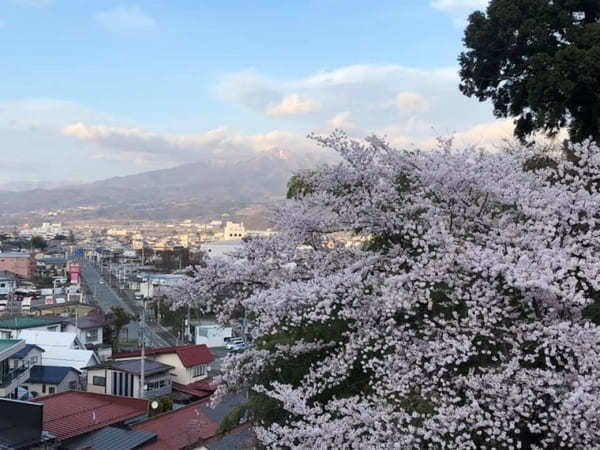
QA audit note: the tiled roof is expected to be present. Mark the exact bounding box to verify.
[205,424,253,450]
[132,400,219,449]
[63,426,156,450]
[28,365,80,385]
[33,391,148,441]
[65,315,105,329]
[0,316,63,329]
[11,344,44,359]
[173,378,217,399]
[113,344,214,368]
[86,358,174,376]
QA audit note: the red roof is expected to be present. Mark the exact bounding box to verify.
[173,378,218,399]
[132,400,219,449]
[33,391,148,441]
[114,344,214,367]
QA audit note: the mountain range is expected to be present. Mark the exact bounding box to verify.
[0,149,329,225]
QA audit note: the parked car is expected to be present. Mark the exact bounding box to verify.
[226,337,246,352]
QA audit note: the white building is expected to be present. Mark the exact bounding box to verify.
[223,222,246,240]
[194,322,232,348]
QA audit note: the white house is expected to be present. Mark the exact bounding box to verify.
[63,316,104,347]
[113,344,214,386]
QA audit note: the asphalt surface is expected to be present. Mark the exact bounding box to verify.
[81,261,173,348]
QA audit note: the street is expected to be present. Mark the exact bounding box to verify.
[80,261,173,348]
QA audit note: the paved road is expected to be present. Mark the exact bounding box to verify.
[81,262,172,348]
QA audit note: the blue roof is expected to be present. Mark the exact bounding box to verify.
[12,344,44,360]
[27,365,79,385]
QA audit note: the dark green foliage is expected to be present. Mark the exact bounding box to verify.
[459,0,600,143]
[217,401,249,435]
[30,235,47,250]
[148,396,173,416]
[108,306,134,353]
[286,174,315,199]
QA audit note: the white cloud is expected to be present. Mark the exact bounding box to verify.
[95,6,156,33]
[266,94,321,117]
[62,122,323,165]
[329,112,352,129]
[387,92,429,114]
[430,0,488,27]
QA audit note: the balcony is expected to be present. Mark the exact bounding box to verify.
[0,366,30,397]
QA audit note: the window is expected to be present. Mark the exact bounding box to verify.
[86,328,99,341]
[49,387,55,394]
[92,376,106,386]
[47,326,58,332]
[30,356,38,365]
[0,283,5,288]
[42,384,46,393]
[192,365,206,377]
[68,381,77,390]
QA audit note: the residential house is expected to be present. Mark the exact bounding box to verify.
[132,394,247,449]
[0,339,30,398]
[86,358,174,399]
[0,316,63,339]
[17,330,99,371]
[113,344,213,386]
[18,330,84,349]
[63,314,104,347]
[23,366,82,398]
[132,399,218,449]
[32,391,149,444]
[0,252,36,279]
[9,344,44,369]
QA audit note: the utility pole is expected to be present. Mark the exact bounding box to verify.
[140,293,145,399]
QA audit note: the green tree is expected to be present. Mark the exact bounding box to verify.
[30,235,47,251]
[459,0,600,143]
[108,306,134,353]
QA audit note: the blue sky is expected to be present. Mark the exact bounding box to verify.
[1,0,505,184]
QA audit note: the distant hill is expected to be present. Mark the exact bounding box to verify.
[0,149,329,224]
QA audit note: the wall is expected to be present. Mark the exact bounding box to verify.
[24,370,80,397]
[86,368,108,394]
[0,255,36,279]
[63,324,103,346]
[10,347,43,369]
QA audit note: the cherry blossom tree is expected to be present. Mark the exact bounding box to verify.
[169,131,600,449]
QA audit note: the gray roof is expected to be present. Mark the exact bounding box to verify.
[0,252,31,258]
[64,426,156,450]
[201,393,246,423]
[206,427,253,450]
[88,358,174,376]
